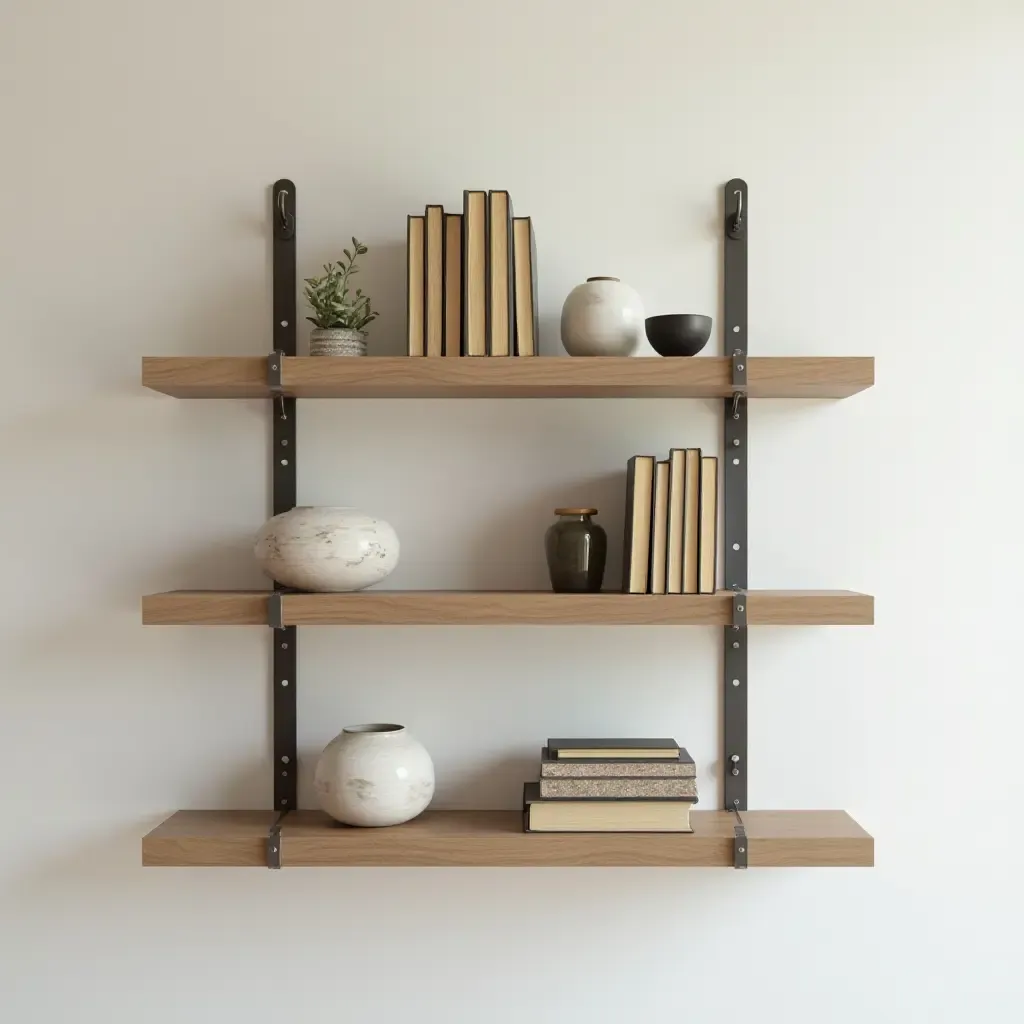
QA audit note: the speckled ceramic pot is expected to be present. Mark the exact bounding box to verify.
[310,327,367,356]
[560,276,645,356]
[254,506,399,592]
[315,724,435,827]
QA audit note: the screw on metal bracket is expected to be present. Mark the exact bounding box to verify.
[732,805,748,869]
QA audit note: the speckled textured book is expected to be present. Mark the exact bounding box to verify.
[540,747,696,778]
[539,777,698,799]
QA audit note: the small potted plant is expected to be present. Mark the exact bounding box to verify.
[303,238,378,356]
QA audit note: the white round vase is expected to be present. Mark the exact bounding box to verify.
[310,327,367,357]
[560,276,645,356]
[254,506,399,592]
[315,724,435,827]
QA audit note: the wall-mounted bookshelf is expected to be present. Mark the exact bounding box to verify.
[142,354,873,399]
[143,809,873,868]
[139,178,875,870]
[142,589,874,627]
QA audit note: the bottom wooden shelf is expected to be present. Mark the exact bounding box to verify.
[142,808,873,868]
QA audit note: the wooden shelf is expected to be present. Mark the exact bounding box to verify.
[141,356,874,399]
[142,808,873,867]
[142,590,874,626]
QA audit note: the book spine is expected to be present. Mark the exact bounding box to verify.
[424,205,444,357]
[443,213,462,357]
[406,215,425,357]
[462,191,487,356]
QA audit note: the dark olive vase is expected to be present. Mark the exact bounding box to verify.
[545,508,607,593]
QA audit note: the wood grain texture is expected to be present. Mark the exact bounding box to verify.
[141,590,874,626]
[142,809,873,867]
[142,356,874,399]
[142,810,276,866]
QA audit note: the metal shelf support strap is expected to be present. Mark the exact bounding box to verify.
[271,179,298,835]
[723,178,749,824]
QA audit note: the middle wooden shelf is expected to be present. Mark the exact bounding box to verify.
[142,589,874,626]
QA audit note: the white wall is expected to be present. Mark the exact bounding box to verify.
[1,0,1020,1019]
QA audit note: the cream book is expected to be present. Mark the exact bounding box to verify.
[666,449,685,593]
[649,460,669,594]
[524,783,694,833]
[406,215,425,356]
[682,448,701,594]
[443,213,462,356]
[462,190,487,356]
[487,190,513,356]
[512,216,537,356]
[698,456,719,594]
[621,455,655,594]
[424,205,444,357]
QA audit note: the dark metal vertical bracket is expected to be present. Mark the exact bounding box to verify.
[271,180,298,831]
[723,179,749,821]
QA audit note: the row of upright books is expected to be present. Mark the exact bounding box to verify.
[622,450,718,594]
[406,190,538,357]
[523,738,698,833]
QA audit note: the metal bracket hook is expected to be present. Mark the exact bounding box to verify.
[727,187,745,240]
[276,188,295,239]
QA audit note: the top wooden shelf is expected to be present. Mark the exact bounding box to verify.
[141,356,874,399]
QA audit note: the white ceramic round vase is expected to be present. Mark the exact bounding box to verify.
[315,724,435,827]
[310,327,367,356]
[254,506,399,592]
[560,276,645,356]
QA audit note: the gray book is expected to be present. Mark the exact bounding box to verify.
[540,747,696,778]
[539,777,698,799]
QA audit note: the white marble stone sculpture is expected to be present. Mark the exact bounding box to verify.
[254,506,399,592]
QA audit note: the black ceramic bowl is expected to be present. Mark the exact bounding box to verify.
[645,314,713,357]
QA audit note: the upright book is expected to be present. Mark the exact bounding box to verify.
[682,448,701,594]
[443,212,462,356]
[424,205,444,357]
[487,190,514,356]
[621,455,655,594]
[649,460,670,594]
[698,456,718,594]
[406,215,425,357]
[523,783,695,833]
[461,190,487,356]
[666,448,685,594]
[512,216,538,356]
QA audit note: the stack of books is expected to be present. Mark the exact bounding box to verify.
[523,738,698,833]
[406,191,538,357]
[622,450,718,595]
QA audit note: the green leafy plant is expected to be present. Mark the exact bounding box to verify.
[304,238,378,331]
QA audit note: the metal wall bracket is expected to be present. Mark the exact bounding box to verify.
[731,589,747,628]
[268,351,285,393]
[266,810,288,869]
[732,808,748,869]
[723,179,749,813]
[271,179,298,815]
[268,592,285,629]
